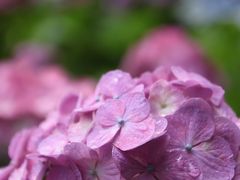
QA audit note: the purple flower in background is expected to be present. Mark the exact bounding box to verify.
[0,44,95,121]
[0,44,96,156]
[121,27,219,83]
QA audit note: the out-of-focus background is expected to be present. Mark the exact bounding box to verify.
[0,0,240,158]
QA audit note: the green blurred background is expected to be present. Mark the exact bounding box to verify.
[0,1,240,115]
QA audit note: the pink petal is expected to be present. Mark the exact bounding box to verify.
[152,117,168,139]
[64,142,97,161]
[167,98,215,148]
[214,116,240,158]
[59,94,79,115]
[37,130,68,158]
[0,165,15,180]
[155,151,199,180]
[28,159,46,180]
[114,117,155,151]
[96,70,135,98]
[112,147,144,179]
[149,80,185,116]
[96,99,125,127]
[96,155,121,180]
[121,92,150,122]
[8,161,27,180]
[215,101,239,123]
[194,136,235,180]
[8,129,32,164]
[87,125,119,149]
[67,119,92,143]
[123,136,167,166]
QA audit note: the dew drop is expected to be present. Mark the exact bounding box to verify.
[188,163,200,177]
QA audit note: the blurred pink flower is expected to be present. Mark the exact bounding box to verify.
[0,45,95,120]
[121,27,219,83]
[0,44,96,156]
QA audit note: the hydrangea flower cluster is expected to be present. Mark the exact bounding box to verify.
[1,66,240,180]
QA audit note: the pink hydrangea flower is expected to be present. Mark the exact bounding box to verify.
[1,66,240,180]
[87,92,166,151]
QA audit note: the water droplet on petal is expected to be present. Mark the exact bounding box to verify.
[188,163,200,177]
